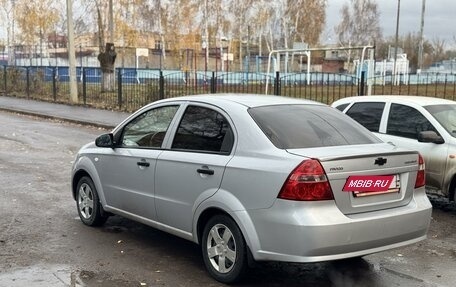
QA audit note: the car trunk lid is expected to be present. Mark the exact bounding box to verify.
[287,143,420,215]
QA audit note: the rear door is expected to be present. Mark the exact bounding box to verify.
[154,104,235,233]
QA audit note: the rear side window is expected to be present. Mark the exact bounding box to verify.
[387,104,438,139]
[249,105,380,149]
[334,103,349,111]
[172,106,234,154]
[345,102,385,132]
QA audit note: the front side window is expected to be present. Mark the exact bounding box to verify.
[425,104,456,137]
[387,104,438,139]
[172,106,234,153]
[345,102,385,132]
[121,105,179,148]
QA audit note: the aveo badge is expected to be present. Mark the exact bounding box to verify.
[343,175,394,192]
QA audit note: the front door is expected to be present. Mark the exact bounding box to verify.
[379,103,447,190]
[96,105,180,220]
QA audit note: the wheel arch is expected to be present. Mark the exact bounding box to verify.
[71,156,107,206]
[196,207,257,269]
[193,189,262,259]
[72,169,91,200]
[196,207,227,244]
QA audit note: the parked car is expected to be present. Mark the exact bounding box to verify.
[332,95,456,202]
[72,94,431,283]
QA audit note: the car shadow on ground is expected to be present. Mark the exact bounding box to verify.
[96,216,389,287]
[429,196,456,214]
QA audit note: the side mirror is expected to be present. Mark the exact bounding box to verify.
[418,131,445,144]
[95,133,114,148]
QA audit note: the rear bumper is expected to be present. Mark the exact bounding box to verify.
[246,189,432,263]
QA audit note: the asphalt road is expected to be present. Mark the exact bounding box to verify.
[1,110,456,287]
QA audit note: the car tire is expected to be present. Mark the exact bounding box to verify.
[201,214,248,283]
[76,176,108,227]
[448,179,456,203]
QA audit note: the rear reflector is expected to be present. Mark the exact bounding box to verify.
[415,154,425,188]
[278,159,334,201]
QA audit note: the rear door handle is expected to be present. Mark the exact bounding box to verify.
[197,168,214,175]
[137,161,150,167]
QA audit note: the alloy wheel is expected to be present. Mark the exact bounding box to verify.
[78,183,94,219]
[206,223,237,273]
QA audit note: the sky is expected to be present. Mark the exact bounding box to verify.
[1,1,455,48]
[326,0,456,47]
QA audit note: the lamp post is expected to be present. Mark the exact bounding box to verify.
[66,0,78,102]
[393,0,401,84]
[418,0,426,72]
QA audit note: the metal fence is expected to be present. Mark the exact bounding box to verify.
[2,65,456,112]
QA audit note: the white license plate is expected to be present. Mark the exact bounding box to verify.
[352,175,400,197]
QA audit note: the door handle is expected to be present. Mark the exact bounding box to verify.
[197,168,214,175]
[137,161,150,167]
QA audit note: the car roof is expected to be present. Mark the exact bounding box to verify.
[156,93,326,108]
[333,95,456,107]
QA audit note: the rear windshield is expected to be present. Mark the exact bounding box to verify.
[249,104,381,149]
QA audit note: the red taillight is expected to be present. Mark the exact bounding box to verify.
[415,154,425,188]
[278,159,334,201]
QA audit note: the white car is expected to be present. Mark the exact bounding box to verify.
[333,95,456,202]
[72,94,431,283]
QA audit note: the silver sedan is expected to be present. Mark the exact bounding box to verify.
[71,94,432,283]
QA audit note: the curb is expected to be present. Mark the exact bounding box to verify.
[0,107,115,130]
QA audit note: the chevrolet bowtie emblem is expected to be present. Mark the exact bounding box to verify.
[375,157,387,166]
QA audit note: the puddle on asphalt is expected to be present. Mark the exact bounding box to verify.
[0,265,143,287]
